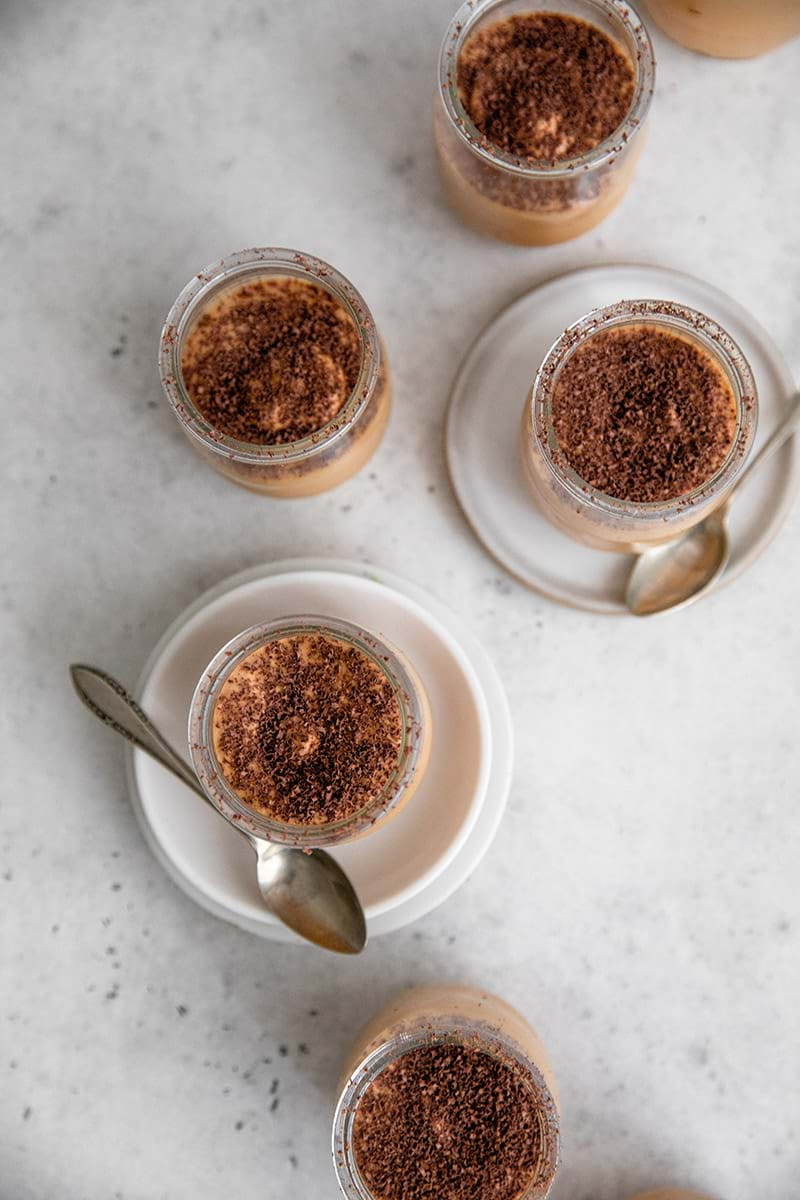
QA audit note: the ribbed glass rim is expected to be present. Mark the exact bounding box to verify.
[438,0,656,179]
[332,1016,561,1200]
[526,298,758,518]
[158,247,381,465]
[188,614,427,849]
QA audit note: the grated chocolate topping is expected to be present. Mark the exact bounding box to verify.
[551,324,739,503]
[352,1042,547,1200]
[212,633,403,825]
[181,277,362,444]
[457,12,636,162]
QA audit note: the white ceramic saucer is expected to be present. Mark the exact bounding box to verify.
[446,264,798,614]
[126,559,513,943]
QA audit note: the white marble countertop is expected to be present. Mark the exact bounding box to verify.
[2,2,799,1198]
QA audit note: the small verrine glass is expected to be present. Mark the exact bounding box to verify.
[332,984,561,1200]
[189,615,431,850]
[434,0,656,245]
[159,248,391,497]
[521,299,758,552]
[646,0,800,58]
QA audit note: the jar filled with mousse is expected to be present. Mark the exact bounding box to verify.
[333,985,561,1200]
[159,248,391,497]
[521,299,758,552]
[434,0,655,245]
[189,616,431,850]
[646,0,800,58]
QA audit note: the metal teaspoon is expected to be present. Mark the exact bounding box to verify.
[70,664,367,954]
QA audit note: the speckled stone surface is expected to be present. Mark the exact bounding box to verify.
[1,3,799,1199]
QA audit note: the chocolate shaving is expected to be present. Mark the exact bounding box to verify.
[181,278,361,444]
[457,12,635,162]
[212,633,403,825]
[551,324,738,503]
[352,1042,547,1200]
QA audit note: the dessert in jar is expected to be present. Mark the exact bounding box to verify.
[333,984,560,1200]
[646,0,800,58]
[189,616,431,849]
[520,299,758,552]
[159,248,391,496]
[434,0,655,245]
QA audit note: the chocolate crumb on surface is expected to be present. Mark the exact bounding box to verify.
[551,324,738,503]
[457,12,635,162]
[181,277,361,444]
[352,1042,547,1200]
[212,633,403,825]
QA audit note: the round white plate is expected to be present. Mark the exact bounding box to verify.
[125,559,513,943]
[446,264,798,614]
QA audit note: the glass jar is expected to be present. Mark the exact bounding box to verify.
[158,248,391,497]
[434,0,655,245]
[189,615,431,850]
[646,0,800,58]
[521,300,758,552]
[333,984,561,1200]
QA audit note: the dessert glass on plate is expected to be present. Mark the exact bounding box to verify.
[646,0,800,58]
[189,615,431,850]
[333,984,560,1200]
[521,299,758,552]
[159,248,391,497]
[434,0,655,245]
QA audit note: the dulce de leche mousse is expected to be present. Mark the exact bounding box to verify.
[352,1043,549,1200]
[551,325,738,503]
[456,13,635,163]
[212,632,404,827]
[181,277,361,445]
[435,4,651,245]
[646,0,800,58]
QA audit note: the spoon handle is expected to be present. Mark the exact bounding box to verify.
[727,390,800,507]
[70,664,208,802]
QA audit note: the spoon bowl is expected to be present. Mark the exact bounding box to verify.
[254,841,366,954]
[625,391,800,617]
[625,510,730,616]
[70,664,367,954]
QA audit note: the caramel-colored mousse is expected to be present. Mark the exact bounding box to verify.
[181,277,360,446]
[551,325,738,504]
[339,986,559,1200]
[352,1043,545,1200]
[178,274,390,497]
[340,986,558,1099]
[437,11,639,244]
[212,633,403,827]
[646,0,800,59]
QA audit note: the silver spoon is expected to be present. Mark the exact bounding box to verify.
[626,391,800,617]
[70,664,367,954]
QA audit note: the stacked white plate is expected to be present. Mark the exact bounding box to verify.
[127,559,513,943]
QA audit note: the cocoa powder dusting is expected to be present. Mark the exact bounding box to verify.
[352,1043,547,1200]
[181,277,361,444]
[457,12,635,162]
[551,325,739,503]
[212,633,403,825]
